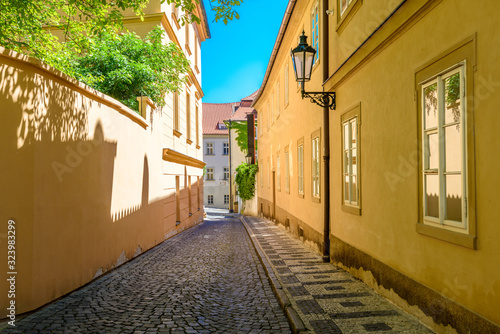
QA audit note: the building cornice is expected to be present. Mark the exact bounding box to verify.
[162,148,206,169]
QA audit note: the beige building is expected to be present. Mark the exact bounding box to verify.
[0,1,209,317]
[253,0,500,332]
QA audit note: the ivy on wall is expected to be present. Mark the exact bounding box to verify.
[234,163,258,201]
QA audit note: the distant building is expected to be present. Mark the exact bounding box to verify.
[203,92,257,210]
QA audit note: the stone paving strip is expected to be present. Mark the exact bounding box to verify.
[2,210,291,334]
[240,215,435,334]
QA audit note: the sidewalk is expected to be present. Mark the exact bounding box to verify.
[240,215,434,334]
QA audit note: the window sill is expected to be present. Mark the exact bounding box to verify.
[222,153,229,156]
[171,13,181,30]
[298,192,304,199]
[341,204,361,215]
[205,154,215,156]
[173,129,182,138]
[185,44,192,56]
[416,223,477,249]
[186,139,193,145]
[195,65,200,74]
[206,179,215,181]
[196,145,201,149]
[336,0,362,34]
[312,196,321,203]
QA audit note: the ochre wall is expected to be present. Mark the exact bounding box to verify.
[0,48,204,317]
[254,0,324,243]
[326,0,500,330]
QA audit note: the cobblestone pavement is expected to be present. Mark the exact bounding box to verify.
[241,215,435,334]
[2,209,291,334]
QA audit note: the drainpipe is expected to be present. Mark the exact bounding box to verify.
[228,119,233,213]
[321,0,331,263]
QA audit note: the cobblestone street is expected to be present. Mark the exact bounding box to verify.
[2,210,290,334]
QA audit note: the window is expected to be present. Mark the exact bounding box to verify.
[186,92,191,142]
[270,94,274,123]
[173,91,179,131]
[277,153,281,191]
[267,158,270,188]
[224,194,230,204]
[298,139,304,196]
[342,104,361,215]
[416,36,476,249]
[422,67,465,228]
[195,104,199,146]
[206,168,214,180]
[185,23,190,54]
[276,82,280,117]
[284,64,289,106]
[340,0,352,16]
[206,142,214,155]
[260,161,263,188]
[208,194,214,205]
[312,130,321,200]
[194,36,199,73]
[311,2,320,63]
[223,142,229,155]
[285,146,290,193]
[223,167,229,180]
[267,103,270,130]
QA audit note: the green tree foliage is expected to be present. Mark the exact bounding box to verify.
[209,0,243,24]
[72,27,190,111]
[235,163,258,201]
[225,121,249,153]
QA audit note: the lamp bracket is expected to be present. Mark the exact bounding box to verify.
[302,90,336,110]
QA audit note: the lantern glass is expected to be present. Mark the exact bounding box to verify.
[290,32,316,83]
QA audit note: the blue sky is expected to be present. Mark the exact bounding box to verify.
[201,0,290,103]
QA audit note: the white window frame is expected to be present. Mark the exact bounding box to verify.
[206,142,214,155]
[284,64,289,106]
[312,132,321,199]
[342,117,359,207]
[311,1,320,63]
[224,194,230,204]
[276,82,280,117]
[340,0,353,16]
[277,153,281,191]
[421,65,467,230]
[223,142,229,155]
[223,167,230,180]
[208,194,214,205]
[206,168,214,181]
[285,147,290,193]
[298,141,304,196]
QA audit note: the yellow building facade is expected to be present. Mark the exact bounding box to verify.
[0,1,209,317]
[254,0,500,332]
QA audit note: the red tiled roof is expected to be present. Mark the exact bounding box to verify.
[202,102,239,135]
[229,107,257,121]
[242,90,259,101]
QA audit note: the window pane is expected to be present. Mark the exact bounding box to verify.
[351,175,357,205]
[445,125,462,172]
[424,83,438,129]
[445,174,462,222]
[445,72,461,124]
[344,174,350,203]
[426,133,439,170]
[351,119,357,149]
[351,149,357,178]
[343,150,349,174]
[343,124,349,150]
[425,174,439,218]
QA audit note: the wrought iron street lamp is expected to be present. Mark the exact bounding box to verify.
[291,31,336,110]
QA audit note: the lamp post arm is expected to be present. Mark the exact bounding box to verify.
[301,89,336,110]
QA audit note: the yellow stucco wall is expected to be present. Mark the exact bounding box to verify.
[0,46,204,317]
[254,0,325,238]
[327,0,500,328]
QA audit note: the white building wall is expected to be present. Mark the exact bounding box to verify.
[203,134,230,208]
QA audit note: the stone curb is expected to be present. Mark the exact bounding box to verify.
[239,216,307,334]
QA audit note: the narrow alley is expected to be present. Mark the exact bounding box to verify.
[2,210,433,333]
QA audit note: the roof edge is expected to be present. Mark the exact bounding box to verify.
[251,0,297,108]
